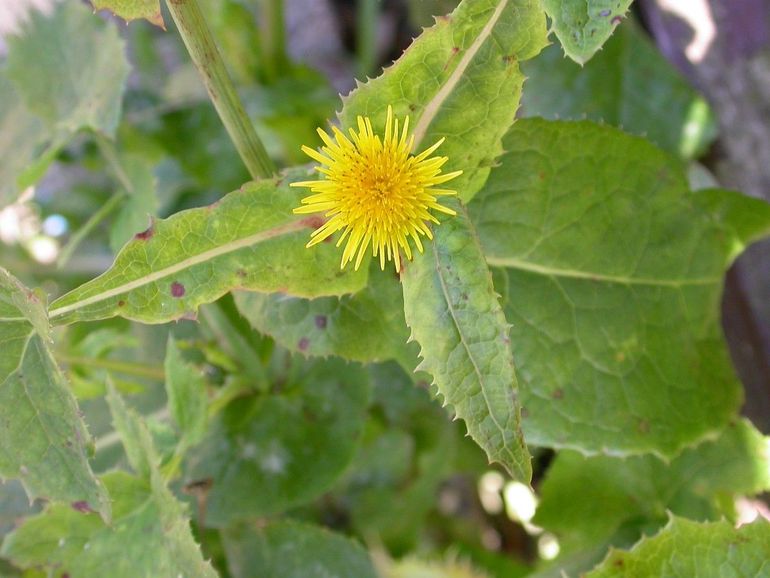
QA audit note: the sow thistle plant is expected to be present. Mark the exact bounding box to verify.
[1,0,770,578]
[292,106,462,272]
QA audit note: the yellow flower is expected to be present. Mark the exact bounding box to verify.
[291,106,462,272]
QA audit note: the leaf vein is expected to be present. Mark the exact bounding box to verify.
[49,218,308,319]
[431,240,510,455]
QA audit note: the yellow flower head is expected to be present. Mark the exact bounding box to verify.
[291,106,462,272]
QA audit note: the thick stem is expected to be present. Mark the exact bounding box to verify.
[165,0,275,180]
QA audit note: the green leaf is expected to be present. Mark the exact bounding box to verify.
[541,0,633,64]
[183,357,370,526]
[2,385,220,577]
[469,118,770,456]
[48,169,368,326]
[335,363,457,554]
[6,1,130,138]
[222,520,378,578]
[0,268,109,519]
[339,0,548,201]
[534,419,770,554]
[91,0,164,27]
[233,266,417,370]
[521,23,716,158]
[109,154,160,253]
[402,198,531,483]
[0,75,50,209]
[164,337,208,450]
[1,471,217,578]
[584,516,770,578]
[105,382,153,478]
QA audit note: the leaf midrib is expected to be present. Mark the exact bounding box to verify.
[431,240,512,460]
[411,0,510,147]
[486,255,720,287]
[48,218,309,320]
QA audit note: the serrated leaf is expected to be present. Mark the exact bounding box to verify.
[584,516,770,578]
[105,382,152,478]
[0,268,109,519]
[339,0,548,201]
[542,0,633,65]
[48,169,367,325]
[91,0,164,28]
[2,385,221,577]
[233,266,417,370]
[183,357,370,526]
[6,1,130,138]
[0,470,217,578]
[402,198,531,483]
[222,520,378,578]
[469,119,770,457]
[521,22,716,158]
[534,419,770,554]
[164,337,207,450]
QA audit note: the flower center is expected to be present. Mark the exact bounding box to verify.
[291,105,461,271]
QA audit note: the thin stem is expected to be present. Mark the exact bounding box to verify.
[199,303,270,391]
[58,135,133,268]
[95,134,134,193]
[208,378,254,417]
[165,0,275,180]
[259,0,287,82]
[58,354,166,381]
[57,191,124,268]
[357,0,378,78]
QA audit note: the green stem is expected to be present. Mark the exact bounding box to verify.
[57,191,124,269]
[58,135,133,268]
[199,303,270,391]
[259,0,287,82]
[208,378,254,417]
[357,0,378,78]
[165,0,275,180]
[58,354,166,381]
[95,134,134,193]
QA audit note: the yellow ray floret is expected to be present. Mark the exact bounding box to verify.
[291,105,462,272]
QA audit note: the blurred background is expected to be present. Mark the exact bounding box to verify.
[1,0,769,575]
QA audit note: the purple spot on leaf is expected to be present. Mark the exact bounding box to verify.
[134,225,154,240]
[171,282,185,298]
[298,337,310,351]
[599,9,611,16]
[71,501,93,514]
[611,15,623,25]
[314,315,327,329]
